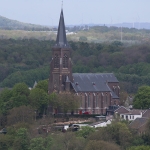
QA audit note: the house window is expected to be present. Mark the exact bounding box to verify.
[54,54,59,68]
[63,54,68,68]
[88,94,90,107]
[132,116,134,119]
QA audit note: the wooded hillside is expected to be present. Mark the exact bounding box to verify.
[0,39,150,93]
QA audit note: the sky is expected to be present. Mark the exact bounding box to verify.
[0,0,150,26]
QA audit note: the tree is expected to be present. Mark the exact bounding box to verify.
[36,79,48,93]
[0,134,14,150]
[76,126,95,138]
[7,106,34,125]
[11,83,30,107]
[128,145,150,150]
[57,93,80,114]
[29,137,46,150]
[29,88,48,114]
[50,132,85,150]
[79,36,87,42]
[13,128,30,150]
[85,140,120,150]
[0,88,13,114]
[133,86,150,109]
[88,122,132,148]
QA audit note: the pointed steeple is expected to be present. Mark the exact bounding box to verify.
[56,9,68,47]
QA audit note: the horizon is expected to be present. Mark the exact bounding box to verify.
[0,0,150,26]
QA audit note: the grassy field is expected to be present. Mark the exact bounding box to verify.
[0,26,150,45]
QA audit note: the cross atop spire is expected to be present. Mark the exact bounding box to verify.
[55,8,68,47]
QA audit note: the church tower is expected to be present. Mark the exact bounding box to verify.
[48,9,73,94]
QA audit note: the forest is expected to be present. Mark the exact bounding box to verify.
[0,81,150,150]
[0,39,150,93]
[1,38,150,149]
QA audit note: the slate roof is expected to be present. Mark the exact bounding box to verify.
[114,106,130,114]
[55,9,68,47]
[71,73,119,99]
[142,109,150,118]
[120,109,146,115]
[130,117,148,129]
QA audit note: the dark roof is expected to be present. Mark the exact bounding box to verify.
[130,117,148,129]
[142,109,150,118]
[71,73,119,97]
[115,106,130,114]
[55,9,68,47]
[121,109,146,115]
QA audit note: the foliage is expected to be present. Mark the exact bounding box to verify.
[0,39,150,94]
[57,93,80,114]
[35,79,48,93]
[133,86,150,109]
[76,126,95,138]
[50,132,86,150]
[7,106,34,125]
[0,134,14,150]
[29,88,48,114]
[13,128,30,150]
[128,145,150,150]
[85,140,120,150]
[0,88,13,114]
[29,137,46,150]
[88,122,132,148]
[11,83,30,107]
[0,15,50,31]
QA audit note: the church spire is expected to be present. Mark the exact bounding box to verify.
[56,9,68,47]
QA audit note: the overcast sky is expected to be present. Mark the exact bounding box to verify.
[0,0,149,26]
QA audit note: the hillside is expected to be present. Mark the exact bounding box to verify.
[0,39,150,93]
[0,15,50,30]
[0,25,150,44]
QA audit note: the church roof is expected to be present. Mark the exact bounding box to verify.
[71,73,119,97]
[55,9,68,47]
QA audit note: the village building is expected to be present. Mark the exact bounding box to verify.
[48,9,120,114]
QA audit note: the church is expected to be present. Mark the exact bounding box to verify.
[48,9,120,115]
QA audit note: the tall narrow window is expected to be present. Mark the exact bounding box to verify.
[105,93,107,105]
[54,54,59,68]
[95,94,98,107]
[80,94,82,107]
[62,75,66,84]
[63,54,68,68]
[88,94,90,107]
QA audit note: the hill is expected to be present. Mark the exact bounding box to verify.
[0,15,50,30]
[0,39,150,93]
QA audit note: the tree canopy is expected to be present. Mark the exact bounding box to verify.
[133,86,150,109]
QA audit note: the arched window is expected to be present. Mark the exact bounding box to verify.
[88,94,90,107]
[63,54,68,68]
[54,54,59,68]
